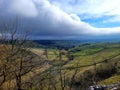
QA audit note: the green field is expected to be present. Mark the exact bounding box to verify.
[1,42,120,90]
[27,42,120,90]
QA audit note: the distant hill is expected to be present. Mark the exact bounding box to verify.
[33,40,120,49]
[33,40,94,49]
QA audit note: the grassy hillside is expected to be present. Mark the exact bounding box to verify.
[1,42,120,90]
[27,42,120,90]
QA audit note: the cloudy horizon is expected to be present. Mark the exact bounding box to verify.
[0,0,120,40]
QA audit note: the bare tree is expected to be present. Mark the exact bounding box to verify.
[0,17,35,90]
[92,58,97,85]
[57,50,67,90]
[47,69,57,90]
[69,64,79,90]
[43,48,48,60]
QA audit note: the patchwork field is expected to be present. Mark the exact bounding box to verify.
[27,42,120,90]
[1,42,120,90]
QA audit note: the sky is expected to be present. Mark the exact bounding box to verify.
[0,0,120,40]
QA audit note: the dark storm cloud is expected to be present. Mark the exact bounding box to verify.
[0,0,120,39]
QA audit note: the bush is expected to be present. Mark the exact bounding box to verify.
[69,62,117,89]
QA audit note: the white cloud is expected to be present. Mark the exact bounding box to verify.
[10,0,38,17]
[90,27,120,35]
[70,14,80,22]
[0,0,3,5]
[50,0,120,19]
[1,0,120,39]
[103,16,120,23]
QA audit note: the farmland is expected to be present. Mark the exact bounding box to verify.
[28,41,120,90]
[1,41,120,90]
